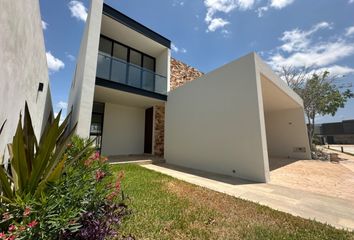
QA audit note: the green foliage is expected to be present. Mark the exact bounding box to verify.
[0,103,78,202]
[289,71,353,147]
[0,136,125,239]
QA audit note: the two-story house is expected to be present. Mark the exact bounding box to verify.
[68,0,311,183]
[68,1,170,157]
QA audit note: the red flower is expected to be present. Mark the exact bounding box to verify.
[2,212,11,220]
[8,225,15,232]
[95,170,106,181]
[106,191,117,201]
[23,207,31,217]
[27,220,38,228]
[115,171,125,192]
[94,151,100,160]
[0,232,6,239]
[84,158,93,166]
[6,236,15,240]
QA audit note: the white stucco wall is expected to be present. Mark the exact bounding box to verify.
[101,103,145,156]
[264,108,311,159]
[165,53,269,182]
[0,0,52,161]
[68,0,103,137]
[156,49,171,93]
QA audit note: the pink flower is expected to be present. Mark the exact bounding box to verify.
[94,151,100,160]
[2,212,11,220]
[0,232,6,239]
[106,192,117,201]
[95,170,106,181]
[23,207,31,217]
[27,220,38,228]
[8,225,15,232]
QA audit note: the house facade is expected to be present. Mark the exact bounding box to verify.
[69,0,311,182]
[68,0,171,156]
[0,0,52,163]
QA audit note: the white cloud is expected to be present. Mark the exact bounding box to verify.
[314,65,354,77]
[172,0,185,7]
[68,1,87,22]
[256,6,269,17]
[345,26,354,36]
[257,0,295,17]
[207,18,230,32]
[171,43,187,53]
[65,52,76,61]
[279,22,331,53]
[266,22,354,78]
[57,101,68,109]
[270,0,294,9]
[41,20,48,30]
[203,0,255,32]
[268,41,354,70]
[46,51,65,72]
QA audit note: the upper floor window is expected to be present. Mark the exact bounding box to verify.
[99,36,155,72]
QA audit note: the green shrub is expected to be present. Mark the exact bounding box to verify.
[0,103,79,202]
[1,135,126,239]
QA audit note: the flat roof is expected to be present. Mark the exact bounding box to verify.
[102,3,171,48]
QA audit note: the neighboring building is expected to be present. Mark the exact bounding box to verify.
[69,0,311,182]
[315,120,354,144]
[0,0,52,162]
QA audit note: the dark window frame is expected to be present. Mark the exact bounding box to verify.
[99,35,156,73]
[90,102,106,153]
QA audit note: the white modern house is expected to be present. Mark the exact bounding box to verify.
[69,0,311,182]
[0,0,52,162]
[68,0,170,156]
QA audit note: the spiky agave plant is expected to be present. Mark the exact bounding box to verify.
[0,102,85,203]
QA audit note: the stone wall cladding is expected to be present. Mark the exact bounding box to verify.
[153,58,203,156]
[170,58,204,90]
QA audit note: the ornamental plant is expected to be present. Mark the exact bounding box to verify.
[1,139,128,239]
[0,102,82,202]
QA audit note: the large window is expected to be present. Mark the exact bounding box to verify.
[96,35,167,95]
[99,35,155,72]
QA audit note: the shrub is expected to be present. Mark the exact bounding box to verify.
[0,103,129,239]
[0,103,78,202]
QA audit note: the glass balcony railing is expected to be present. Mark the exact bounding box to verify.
[96,53,167,95]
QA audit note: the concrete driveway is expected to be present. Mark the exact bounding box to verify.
[269,156,354,201]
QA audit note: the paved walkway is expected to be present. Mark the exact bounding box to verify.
[142,163,354,231]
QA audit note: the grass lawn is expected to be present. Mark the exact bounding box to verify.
[111,164,354,240]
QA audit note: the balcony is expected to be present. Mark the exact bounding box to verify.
[96,53,167,95]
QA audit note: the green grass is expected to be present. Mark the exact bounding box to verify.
[112,164,354,240]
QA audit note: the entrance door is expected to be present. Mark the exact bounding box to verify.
[144,107,153,154]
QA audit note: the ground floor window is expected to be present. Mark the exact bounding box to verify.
[90,102,105,152]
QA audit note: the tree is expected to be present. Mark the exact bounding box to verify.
[279,67,353,149]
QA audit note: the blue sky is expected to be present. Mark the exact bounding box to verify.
[39,0,354,123]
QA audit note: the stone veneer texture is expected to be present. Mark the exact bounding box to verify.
[153,58,204,156]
